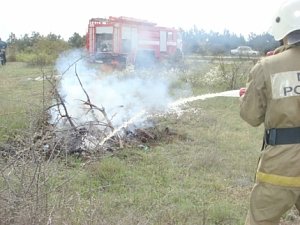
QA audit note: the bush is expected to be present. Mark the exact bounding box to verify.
[16,52,57,66]
[11,33,70,66]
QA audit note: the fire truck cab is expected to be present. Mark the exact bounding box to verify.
[86,16,182,69]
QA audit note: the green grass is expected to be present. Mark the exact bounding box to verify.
[0,62,54,140]
[0,60,267,225]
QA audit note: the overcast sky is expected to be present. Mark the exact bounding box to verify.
[0,0,286,41]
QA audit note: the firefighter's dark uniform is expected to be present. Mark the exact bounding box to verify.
[240,43,300,225]
[0,40,7,64]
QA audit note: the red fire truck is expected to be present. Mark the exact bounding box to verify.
[86,16,183,69]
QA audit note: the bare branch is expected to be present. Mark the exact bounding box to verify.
[47,78,77,131]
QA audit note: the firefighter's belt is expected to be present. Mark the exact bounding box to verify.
[266,127,300,145]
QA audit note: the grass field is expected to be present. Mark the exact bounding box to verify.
[0,62,54,140]
[0,60,294,225]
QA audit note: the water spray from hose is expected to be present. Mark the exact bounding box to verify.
[99,90,240,146]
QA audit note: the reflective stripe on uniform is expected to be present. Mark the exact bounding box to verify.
[256,171,300,187]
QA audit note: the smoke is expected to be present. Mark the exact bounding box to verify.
[52,50,174,130]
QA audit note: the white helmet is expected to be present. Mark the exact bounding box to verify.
[269,0,300,41]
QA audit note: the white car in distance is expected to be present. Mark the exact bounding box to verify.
[230,46,260,56]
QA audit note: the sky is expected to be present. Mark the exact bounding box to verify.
[0,0,286,41]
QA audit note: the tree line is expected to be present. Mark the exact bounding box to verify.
[4,26,279,65]
[181,26,279,55]
[5,32,85,65]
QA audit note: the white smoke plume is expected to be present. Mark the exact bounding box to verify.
[52,50,174,130]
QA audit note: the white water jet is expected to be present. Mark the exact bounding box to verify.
[99,110,147,146]
[169,89,239,109]
[100,89,240,146]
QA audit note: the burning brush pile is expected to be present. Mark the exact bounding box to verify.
[1,50,186,160]
[19,117,178,161]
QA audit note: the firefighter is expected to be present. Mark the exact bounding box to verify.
[0,37,7,65]
[239,0,300,224]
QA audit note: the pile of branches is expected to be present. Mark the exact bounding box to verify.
[42,63,157,158]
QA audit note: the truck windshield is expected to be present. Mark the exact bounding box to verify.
[96,33,113,52]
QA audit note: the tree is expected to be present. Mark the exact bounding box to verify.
[68,32,85,48]
[247,32,280,54]
[30,36,70,65]
[12,32,70,65]
[6,33,17,61]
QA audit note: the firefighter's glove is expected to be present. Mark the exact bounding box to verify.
[239,88,246,97]
[239,87,246,103]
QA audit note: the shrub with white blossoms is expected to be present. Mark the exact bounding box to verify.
[201,65,224,86]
